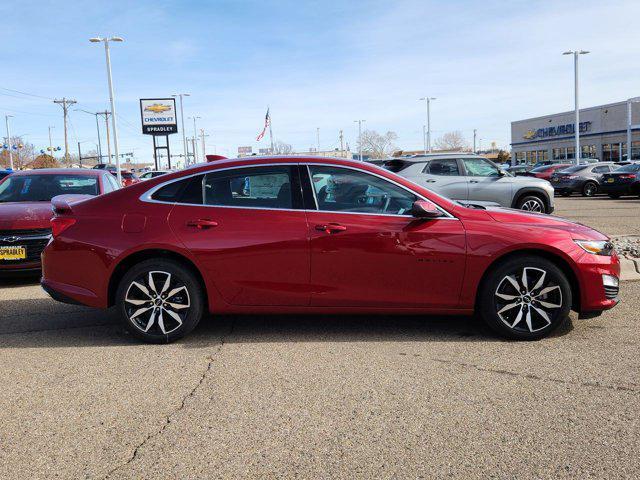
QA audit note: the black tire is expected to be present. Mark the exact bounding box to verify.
[115,258,205,343]
[478,256,572,340]
[608,193,621,199]
[582,181,598,197]
[516,195,546,213]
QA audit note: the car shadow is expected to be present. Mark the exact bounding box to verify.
[0,295,575,349]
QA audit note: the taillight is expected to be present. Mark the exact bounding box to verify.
[619,174,636,179]
[51,217,76,237]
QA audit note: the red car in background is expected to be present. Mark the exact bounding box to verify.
[0,169,120,272]
[120,171,140,187]
[41,157,620,343]
[526,163,572,181]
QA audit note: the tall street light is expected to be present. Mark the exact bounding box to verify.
[626,97,640,161]
[189,116,201,163]
[76,109,103,163]
[354,120,366,161]
[4,115,13,170]
[562,50,589,165]
[172,93,190,165]
[419,97,436,153]
[90,35,124,184]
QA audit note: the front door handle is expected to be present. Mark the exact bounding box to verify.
[425,179,436,183]
[315,223,347,234]
[186,219,219,229]
[469,180,479,183]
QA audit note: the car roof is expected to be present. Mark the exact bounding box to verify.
[8,168,104,176]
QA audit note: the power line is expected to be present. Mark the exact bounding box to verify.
[0,86,54,100]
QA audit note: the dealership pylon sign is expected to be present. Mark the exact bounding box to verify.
[140,98,177,170]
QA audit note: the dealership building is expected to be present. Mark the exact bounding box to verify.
[511,99,640,164]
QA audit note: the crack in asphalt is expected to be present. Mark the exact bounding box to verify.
[430,357,639,394]
[103,320,235,480]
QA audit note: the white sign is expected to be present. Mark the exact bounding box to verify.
[140,98,178,135]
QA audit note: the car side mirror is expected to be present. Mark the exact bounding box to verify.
[498,169,507,176]
[411,200,444,219]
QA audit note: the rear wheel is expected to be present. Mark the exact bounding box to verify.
[516,195,546,213]
[116,259,205,343]
[478,256,572,340]
[582,181,598,197]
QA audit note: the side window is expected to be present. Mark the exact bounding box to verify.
[103,174,119,193]
[592,165,609,173]
[424,159,460,176]
[204,166,296,209]
[462,158,500,177]
[307,165,417,215]
[151,175,204,204]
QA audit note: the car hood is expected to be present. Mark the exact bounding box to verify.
[0,202,53,230]
[508,175,551,186]
[485,207,608,240]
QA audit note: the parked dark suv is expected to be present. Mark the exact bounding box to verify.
[550,162,618,197]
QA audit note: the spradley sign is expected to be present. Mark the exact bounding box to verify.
[140,98,178,135]
[523,121,591,140]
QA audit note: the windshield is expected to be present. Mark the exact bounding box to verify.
[530,165,552,173]
[615,163,640,173]
[0,174,99,202]
[558,165,586,174]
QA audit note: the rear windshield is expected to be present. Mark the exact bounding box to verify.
[615,163,640,172]
[0,174,98,202]
[382,160,411,172]
[530,165,552,173]
[558,165,587,174]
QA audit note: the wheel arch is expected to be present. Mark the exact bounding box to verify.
[107,248,209,310]
[474,248,581,312]
[511,187,550,212]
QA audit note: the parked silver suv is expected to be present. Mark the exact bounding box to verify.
[377,154,555,213]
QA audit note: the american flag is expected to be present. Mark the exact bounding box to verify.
[256,108,270,141]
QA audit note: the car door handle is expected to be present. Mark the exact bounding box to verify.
[425,179,436,183]
[186,219,219,229]
[469,180,479,183]
[315,223,347,234]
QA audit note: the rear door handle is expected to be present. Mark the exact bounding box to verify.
[469,180,479,183]
[186,219,219,229]
[425,179,436,183]
[315,223,347,234]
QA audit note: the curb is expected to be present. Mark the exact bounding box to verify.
[620,258,640,281]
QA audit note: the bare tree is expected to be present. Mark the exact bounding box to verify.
[358,130,398,159]
[0,137,36,169]
[434,131,469,151]
[273,140,293,155]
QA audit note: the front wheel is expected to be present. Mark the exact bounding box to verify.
[516,195,546,213]
[582,181,598,197]
[116,259,205,343]
[478,256,572,340]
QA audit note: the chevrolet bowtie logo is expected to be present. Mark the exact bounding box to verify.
[144,104,172,114]
[1,236,20,243]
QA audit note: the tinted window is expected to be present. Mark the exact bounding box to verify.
[204,166,295,209]
[615,163,640,173]
[0,174,99,202]
[530,165,553,173]
[425,159,459,176]
[308,165,416,215]
[559,165,587,174]
[151,175,204,204]
[592,165,610,173]
[461,158,500,176]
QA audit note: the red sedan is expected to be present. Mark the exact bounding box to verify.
[41,157,620,343]
[0,168,120,272]
[527,163,572,180]
[120,171,140,187]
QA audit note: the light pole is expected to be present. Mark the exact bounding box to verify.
[76,109,104,163]
[90,35,124,184]
[189,116,201,163]
[4,115,13,169]
[419,97,436,153]
[48,126,55,159]
[354,120,365,161]
[316,127,320,154]
[563,50,589,165]
[172,93,190,165]
[626,97,640,161]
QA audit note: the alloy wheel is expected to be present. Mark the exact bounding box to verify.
[521,199,543,212]
[494,267,562,333]
[124,270,191,335]
[584,183,597,197]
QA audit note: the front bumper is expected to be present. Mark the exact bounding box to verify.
[575,251,620,313]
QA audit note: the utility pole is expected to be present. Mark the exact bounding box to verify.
[76,109,104,163]
[563,50,589,165]
[339,130,344,152]
[473,129,477,153]
[317,127,320,154]
[419,97,436,153]
[191,137,197,164]
[4,115,13,170]
[53,97,77,165]
[189,116,201,162]
[354,120,365,161]
[98,111,112,164]
[77,142,83,168]
[199,128,209,161]
[172,93,190,166]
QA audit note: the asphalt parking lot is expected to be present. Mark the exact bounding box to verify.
[1,196,639,479]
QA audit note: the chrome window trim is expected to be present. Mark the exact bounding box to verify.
[139,161,458,220]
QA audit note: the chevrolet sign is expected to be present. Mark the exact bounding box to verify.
[140,98,178,136]
[523,121,591,140]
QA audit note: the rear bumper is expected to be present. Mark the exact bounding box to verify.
[599,183,636,195]
[40,278,102,307]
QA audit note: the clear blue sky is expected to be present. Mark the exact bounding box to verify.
[2,0,639,162]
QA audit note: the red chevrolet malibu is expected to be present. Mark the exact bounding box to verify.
[41,157,620,343]
[0,168,120,272]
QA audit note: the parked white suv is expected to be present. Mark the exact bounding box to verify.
[377,154,555,213]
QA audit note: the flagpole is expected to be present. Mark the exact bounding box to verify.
[268,107,274,154]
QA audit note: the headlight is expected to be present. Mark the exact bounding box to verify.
[574,240,614,256]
